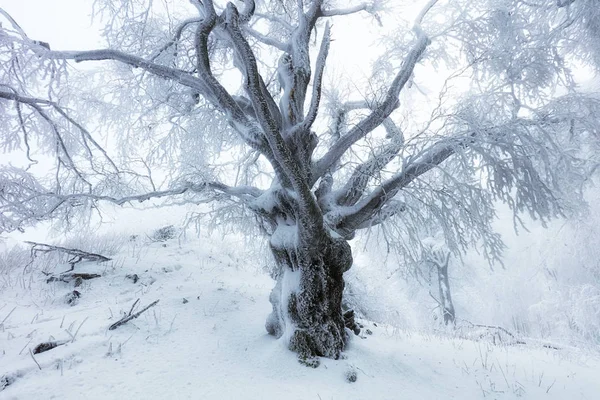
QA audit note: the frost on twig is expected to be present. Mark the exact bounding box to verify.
[108,299,160,331]
[25,241,111,270]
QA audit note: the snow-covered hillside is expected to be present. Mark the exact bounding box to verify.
[1,230,598,400]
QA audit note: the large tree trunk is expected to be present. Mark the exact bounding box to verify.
[265,224,353,361]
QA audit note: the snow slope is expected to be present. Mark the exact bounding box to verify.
[1,232,599,400]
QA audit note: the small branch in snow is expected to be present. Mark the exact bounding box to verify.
[71,317,89,343]
[32,340,68,354]
[46,272,102,284]
[459,319,562,350]
[108,299,160,331]
[25,241,111,271]
[0,306,16,330]
[28,348,42,370]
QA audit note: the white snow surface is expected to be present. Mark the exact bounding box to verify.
[1,231,599,400]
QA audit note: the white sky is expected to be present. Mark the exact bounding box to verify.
[2,0,101,49]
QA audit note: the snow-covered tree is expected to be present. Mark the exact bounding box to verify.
[1,0,599,361]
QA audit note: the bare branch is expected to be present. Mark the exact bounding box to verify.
[337,141,455,232]
[25,241,111,263]
[0,88,118,172]
[334,134,405,207]
[245,27,289,51]
[224,3,325,239]
[149,17,201,62]
[320,3,369,17]
[108,299,160,330]
[302,22,331,131]
[313,31,430,182]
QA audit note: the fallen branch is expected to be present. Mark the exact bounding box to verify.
[46,272,102,284]
[25,241,111,271]
[459,319,561,350]
[108,299,160,331]
[32,340,68,354]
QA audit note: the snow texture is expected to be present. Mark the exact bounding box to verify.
[1,215,599,399]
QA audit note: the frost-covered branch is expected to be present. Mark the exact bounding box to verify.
[245,27,289,51]
[301,22,330,131]
[0,88,118,172]
[334,134,405,207]
[223,3,325,238]
[45,44,265,153]
[313,28,430,182]
[47,49,205,89]
[0,173,263,234]
[337,141,455,232]
[149,17,201,61]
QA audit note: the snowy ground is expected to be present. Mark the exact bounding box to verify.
[1,231,599,400]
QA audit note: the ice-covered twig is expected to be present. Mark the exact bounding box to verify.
[108,300,160,331]
[25,241,111,268]
[28,348,41,370]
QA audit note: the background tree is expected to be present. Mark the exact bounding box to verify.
[420,238,456,326]
[1,0,599,362]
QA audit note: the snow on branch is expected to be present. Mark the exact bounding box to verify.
[312,28,431,183]
[0,88,118,173]
[337,140,456,232]
[301,22,331,131]
[245,27,289,51]
[319,1,387,18]
[224,2,325,239]
[149,17,201,62]
[0,171,262,233]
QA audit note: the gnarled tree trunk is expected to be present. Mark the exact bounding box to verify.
[265,224,353,361]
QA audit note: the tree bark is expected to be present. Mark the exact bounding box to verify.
[265,225,353,361]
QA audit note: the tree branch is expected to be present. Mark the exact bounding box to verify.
[108,299,160,330]
[334,134,405,207]
[223,3,325,240]
[313,30,430,183]
[245,27,289,51]
[1,180,263,233]
[278,0,323,127]
[149,17,201,62]
[337,141,455,232]
[45,45,265,153]
[320,3,369,17]
[301,22,331,131]
[0,89,118,172]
